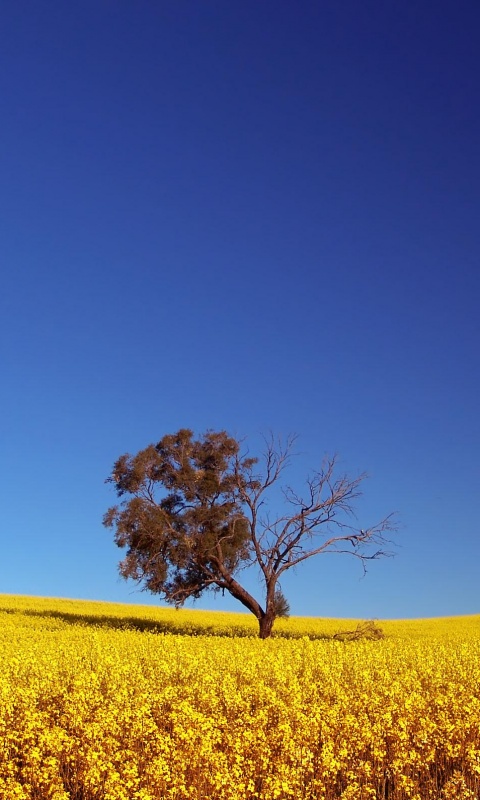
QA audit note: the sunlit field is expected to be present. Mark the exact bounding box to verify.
[1,595,479,799]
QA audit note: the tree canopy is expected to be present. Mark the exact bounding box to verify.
[104,429,395,638]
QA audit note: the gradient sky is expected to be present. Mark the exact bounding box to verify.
[1,1,479,620]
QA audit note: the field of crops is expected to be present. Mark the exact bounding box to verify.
[1,595,479,800]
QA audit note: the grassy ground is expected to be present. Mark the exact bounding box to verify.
[1,595,479,799]
[2,592,478,639]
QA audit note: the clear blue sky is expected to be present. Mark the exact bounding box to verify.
[1,1,479,619]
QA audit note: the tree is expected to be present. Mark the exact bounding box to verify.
[104,429,395,639]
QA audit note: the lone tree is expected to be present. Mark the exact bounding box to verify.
[104,429,395,638]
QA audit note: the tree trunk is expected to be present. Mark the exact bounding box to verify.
[258,613,275,639]
[258,609,276,639]
[257,578,278,639]
[220,574,265,622]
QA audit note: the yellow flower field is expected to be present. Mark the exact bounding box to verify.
[0,595,479,800]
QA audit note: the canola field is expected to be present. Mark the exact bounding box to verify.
[0,595,479,800]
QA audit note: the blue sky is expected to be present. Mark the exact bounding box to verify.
[1,1,479,620]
